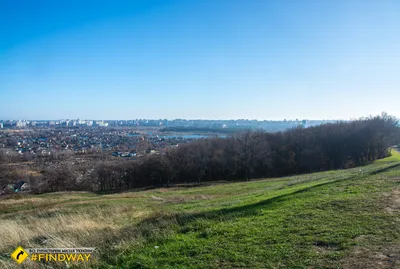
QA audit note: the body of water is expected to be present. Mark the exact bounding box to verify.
[161,134,227,139]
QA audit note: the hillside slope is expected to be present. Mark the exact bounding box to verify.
[1,152,400,268]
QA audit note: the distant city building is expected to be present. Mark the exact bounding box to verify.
[95,121,109,127]
[16,121,27,128]
[0,123,3,128]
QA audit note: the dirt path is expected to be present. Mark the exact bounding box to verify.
[343,181,400,269]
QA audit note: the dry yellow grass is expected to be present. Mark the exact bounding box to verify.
[0,196,151,268]
[0,205,149,248]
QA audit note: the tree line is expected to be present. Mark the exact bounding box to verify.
[90,114,399,192]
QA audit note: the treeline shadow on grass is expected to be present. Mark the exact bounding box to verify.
[95,164,400,266]
[369,163,400,175]
[96,178,348,265]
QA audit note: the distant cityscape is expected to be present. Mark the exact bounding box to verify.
[0,118,338,161]
[0,119,336,131]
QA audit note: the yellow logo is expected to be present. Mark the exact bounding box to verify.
[11,246,29,264]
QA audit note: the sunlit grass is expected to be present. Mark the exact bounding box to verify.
[374,148,400,163]
[1,154,399,268]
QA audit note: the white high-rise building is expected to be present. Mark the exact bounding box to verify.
[16,121,27,128]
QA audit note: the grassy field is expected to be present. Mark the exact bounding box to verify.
[1,152,400,268]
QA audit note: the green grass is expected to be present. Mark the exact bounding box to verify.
[97,164,400,269]
[1,154,400,268]
[374,148,400,163]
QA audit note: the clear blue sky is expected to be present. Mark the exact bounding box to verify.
[1,0,399,120]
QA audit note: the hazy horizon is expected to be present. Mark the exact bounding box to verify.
[0,117,369,122]
[1,0,400,120]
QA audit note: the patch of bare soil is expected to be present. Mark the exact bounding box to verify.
[343,188,400,269]
[383,189,400,215]
[164,195,213,203]
[343,246,400,269]
[150,195,164,201]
